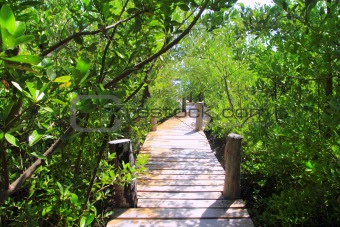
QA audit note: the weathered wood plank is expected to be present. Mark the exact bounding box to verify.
[137,199,246,208]
[145,165,224,171]
[107,218,254,227]
[141,154,216,159]
[144,169,225,175]
[110,208,250,219]
[138,174,225,180]
[137,192,224,200]
[146,160,221,165]
[138,179,225,186]
[138,185,223,192]
[147,157,219,162]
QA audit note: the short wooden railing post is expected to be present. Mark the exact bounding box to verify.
[151,117,157,131]
[223,133,243,199]
[182,97,186,112]
[109,139,137,208]
[195,102,203,131]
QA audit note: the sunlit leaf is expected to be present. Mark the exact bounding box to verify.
[35,91,45,102]
[26,82,36,98]
[15,35,35,45]
[4,55,42,65]
[5,133,20,147]
[30,152,47,160]
[1,27,16,50]
[54,76,70,83]
[11,81,22,92]
[0,5,16,35]
[70,193,78,204]
[80,216,86,227]
[85,214,95,225]
[76,58,91,76]
[14,21,26,38]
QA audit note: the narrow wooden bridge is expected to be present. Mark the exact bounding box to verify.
[107,104,254,226]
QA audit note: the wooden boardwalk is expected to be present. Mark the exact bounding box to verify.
[107,106,254,226]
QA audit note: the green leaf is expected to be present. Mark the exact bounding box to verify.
[305,161,314,169]
[14,21,26,38]
[5,133,20,147]
[76,58,91,76]
[178,4,190,11]
[51,98,67,105]
[15,35,35,45]
[54,76,70,83]
[0,5,16,35]
[30,152,47,160]
[35,91,45,102]
[85,214,95,225]
[1,27,16,50]
[26,82,36,98]
[0,130,3,140]
[70,193,78,204]
[4,55,42,65]
[46,67,57,80]
[56,182,63,194]
[80,216,86,227]
[82,0,90,6]
[29,129,45,146]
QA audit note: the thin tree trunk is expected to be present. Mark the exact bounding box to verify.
[1,144,10,191]
[223,74,234,111]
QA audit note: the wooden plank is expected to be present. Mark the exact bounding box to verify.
[147,160,221,165]
[146,165,224,171]
[138,185,223,192]
[137,192,224,200]
[141,147,212,152]
[142,154,216,159]
[147,157,220,163]
[143,154,217,159]
[139,174,225,180]
[107,218,254,227]
[138,179,225,186]
[110,208,250,219]
[145,169,225,175]
[137,199,246,208]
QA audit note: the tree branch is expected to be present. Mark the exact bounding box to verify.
[41,9,146,56]
[0,127,73,203]
[104,0,210,89]
[97,0,130,84]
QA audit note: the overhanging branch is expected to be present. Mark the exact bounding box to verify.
[41,10,147,56]
[104,0,210,89]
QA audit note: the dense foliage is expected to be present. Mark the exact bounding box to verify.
[164,0,339,225]
[0,0,237,226]
[1,0,339,226]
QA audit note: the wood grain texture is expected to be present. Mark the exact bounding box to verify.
[107,218,254,227]
[110,208,250,219]
[137,199,246,208]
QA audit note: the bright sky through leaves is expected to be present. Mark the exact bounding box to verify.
[237,0,274,8]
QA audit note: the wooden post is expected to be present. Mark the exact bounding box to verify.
[223,133,242,199]
[195,102,203,131]
[151,117,157,131]
[109,139,137,208]
[182,97,186,112]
